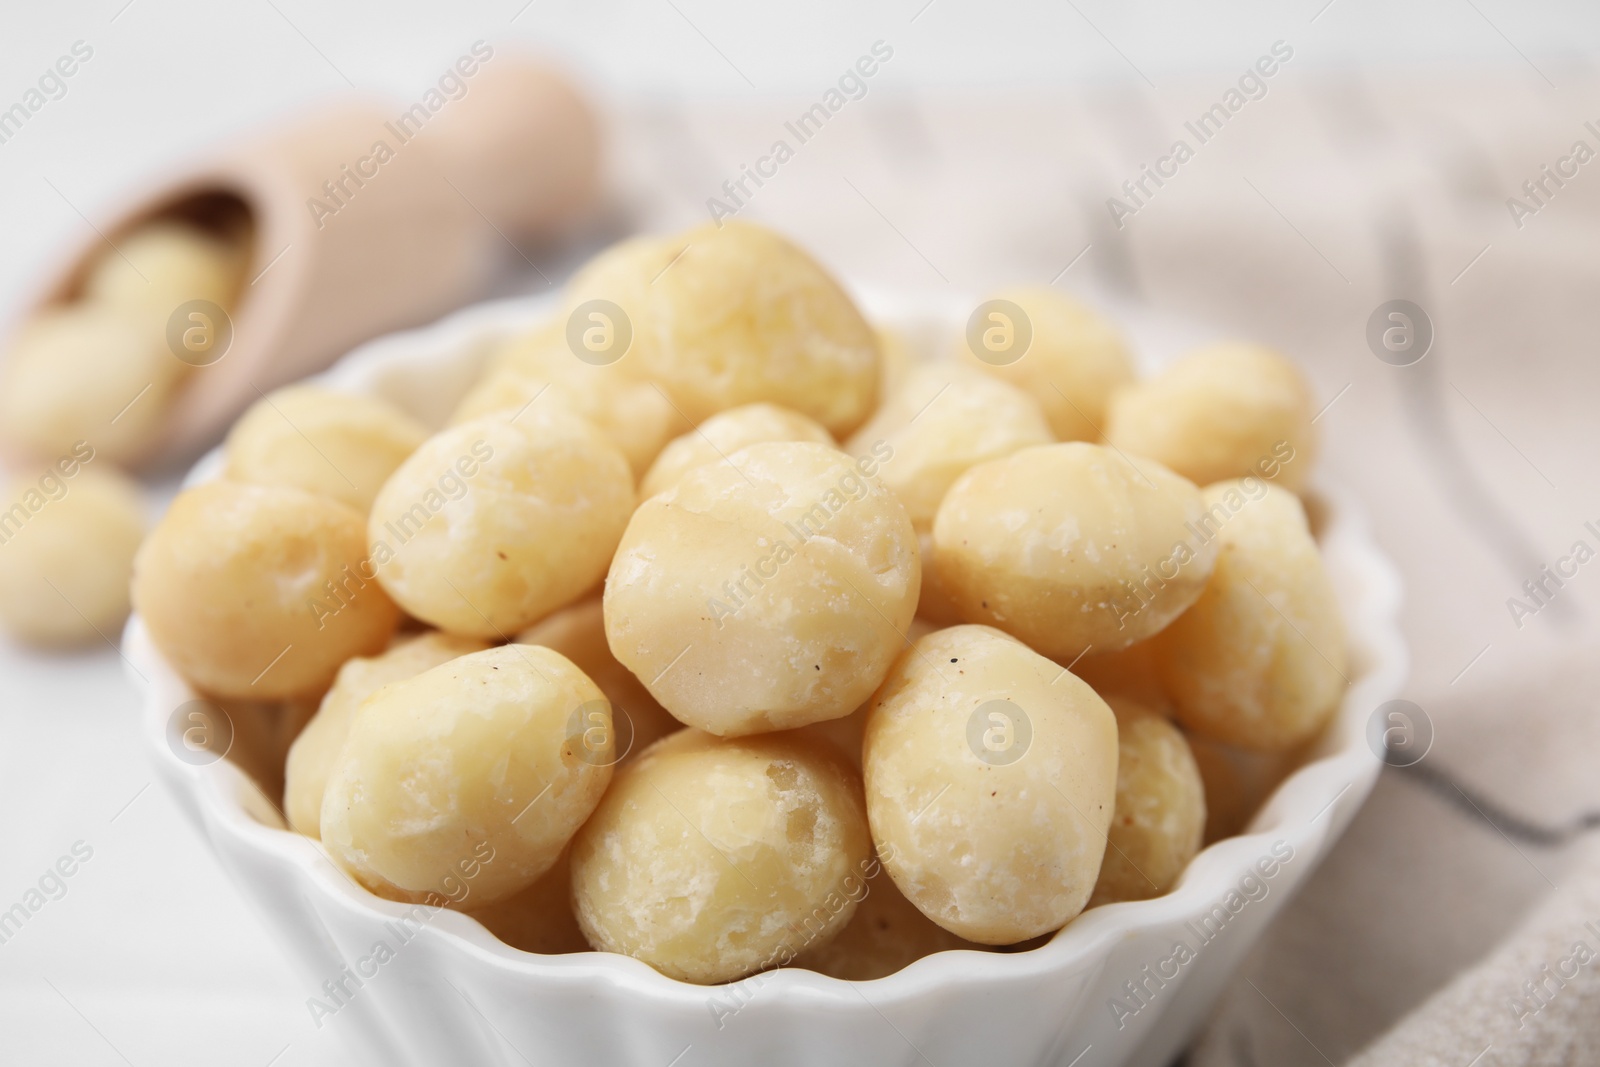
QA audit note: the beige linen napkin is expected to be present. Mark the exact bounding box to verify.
[608,60,1600,1065]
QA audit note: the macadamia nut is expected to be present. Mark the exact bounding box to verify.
[369,412,634,637]
[933,442,1217,659]
[793,858,981,980]
[83,220,245,324]
[133,481,399,699]
[466,847,589,954]
[1087,698,1205,907]
[604,441,920,736]
[640,403,833,500]
[0,305,183,463]
[570,729,871,984]
[568,222,880,436]
[321,645,614,907]
[863,625,1118,944]
[846,365,1053,529]
[454,323,686,480]
[226,385,428,513]
[1187,735,1302,843]
[284,630,491,839]
[1105,343,1315,491]
[0,465,144,646]
[1154,481,1346,751]
[957,288,1135,442]
[515,598,680,763]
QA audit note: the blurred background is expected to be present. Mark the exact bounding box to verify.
[4,2,1600,1065]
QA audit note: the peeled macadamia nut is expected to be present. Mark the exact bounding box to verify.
[958,288,1135,442]
[83,219,244,324]
[1088,698,1205,908]
[225,385,428,513]
[0,305,183,462]
[1106,343,1315,491]
[466,847,589,954]
[604,441,920,736]
[640,403,833,500]
[1154,481,1346,751]
[794,858,981,980]
[570,729,872,984]
[369,412,634,638]
[846,365,1053,529]
[568,222,880,436]
[515,598,681,763]
[0,465,145,646]
[133,481,399,699]
[933,442,1218,659]
[454,323,686,480]
[863,625,1118,944]
[321,645,614,907]
[284,631,490,839]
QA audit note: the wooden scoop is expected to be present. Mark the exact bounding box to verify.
[9,55,600,467]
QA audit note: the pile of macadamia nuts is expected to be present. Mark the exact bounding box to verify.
[0,206,251,646]
[131,220,1345,985]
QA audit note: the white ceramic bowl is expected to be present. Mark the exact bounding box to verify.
[125,291,1406,1067]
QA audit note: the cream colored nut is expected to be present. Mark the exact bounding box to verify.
[0,465,144,646]
[640,402,833,500]
[1105,343,1315,491]
[225,385,428,513]
[863,624,1118,944]
[283,630,491,839]
[932,442,1218,659]
[321,645,614,907]
[562,233,680,364]
[1187,735,1301,843]
[794,859,981,980]
[957,288,1135,441]
[217,698,318,814]
[1072,640,1170,712]
[604,441,920,736]
[847,365,1052,529]
[455,323,686,480]
[82,220,245,322]
[0,305,183,463]
[1087,697,1205,907]
[515,598,681,763]
[570,729,872,984]
[369,412,634,637]
[1154,481,1345,751]
[569,222,880,436]
[466,847,589,954]
[133,481,399,699]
